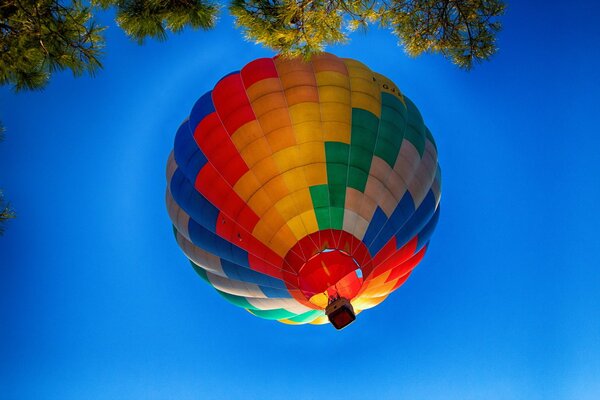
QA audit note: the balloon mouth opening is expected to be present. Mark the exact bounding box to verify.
[297,249,364,306]
[326,297,356,329]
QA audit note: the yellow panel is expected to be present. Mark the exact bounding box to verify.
[303,162,328,186]
[309,315,329,325]
[280,168,307,193]
[320,103,351,143]
[363,270,392,291]
[266,128,296,153]
[273,195,299,222]
[349,75,379,96]
[268,222,299,256]
[279,319,303,325]
[233,171,261,201]
[309,292,329,308]
[296,142,325,164]
[271,146,301,174]
[312,54,349,75]
[319,102,350,122]
[231,120,264,151]
[239,138,272,168]
[350,92,380,117]
[300,210,319,236]
[290,121,322,144]
[322,122,352,143]
[373,72,405,105]
[290,188,314,213]
[252,218,275,244]
[259,107,292,134]
[252,92,288,117]
[275,57,313,74]
[262,174,290,203]
[343,58,370,71]
[315,71,350,88]
[317,85,351,103]
[251,157,280,184]
[352,294,388,310]
[252,221,295,257]
[362,279,398,299]
[288,102,320,125]
[283,85,319,105]
[246,77,282,101]
[246,188,272,216]
[286,214,309,240]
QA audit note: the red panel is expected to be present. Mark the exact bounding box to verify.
[211,73,255,134]
[370,237,418,279]
[370,238,397,268]
[194,112,249,186]
[247,253,285,281]
[391,271,412,291]
[385,246,426,283]
[195,164,259,233]
[241,58,279,88]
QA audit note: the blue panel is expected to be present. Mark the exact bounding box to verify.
[388,191,416,232]
[416,205,440,251]
[173,120,207,183]
[170,169,219,231]
[362,207,387,246]
[259,285,292,299]
[189,91,215,131]
[220,259,287,290]
[394,190,437,249]
[363,192,415,253]
[188,219,249,268]
[368,222,396,256]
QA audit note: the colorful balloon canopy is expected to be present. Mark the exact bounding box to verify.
[166,53,441,327]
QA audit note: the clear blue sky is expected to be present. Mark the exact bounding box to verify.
[1,1,600,399]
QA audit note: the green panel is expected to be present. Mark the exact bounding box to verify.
[323,143,349,228]
[216,290,258,310]
[349,108,379,191]
[249,308,298,320]
[314,206,331,230]
[425,126,437,150]
[347,165,369,192]
[324,142,349,164]
[287,310,324,323]
[330,207,344,230]
[189,261,210,283]
[374,93,407,167]
[404,96,426,156]
[375,137,400,167]
[328,184,346,208]
[310,185,332,229]
[326,163,347,186]
[310,184,330,208]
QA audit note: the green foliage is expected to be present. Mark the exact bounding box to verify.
[231,0,505,68]
[229,0,348,58]
[96,0,219,44]
[1,0,504,90]
[383,0,505,69]
[0,0,104,91]
[0,123,16,235]
[0,190,15,235]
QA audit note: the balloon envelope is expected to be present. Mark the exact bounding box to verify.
[166,53,441,326]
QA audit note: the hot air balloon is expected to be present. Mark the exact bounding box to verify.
[166,53,441,329]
